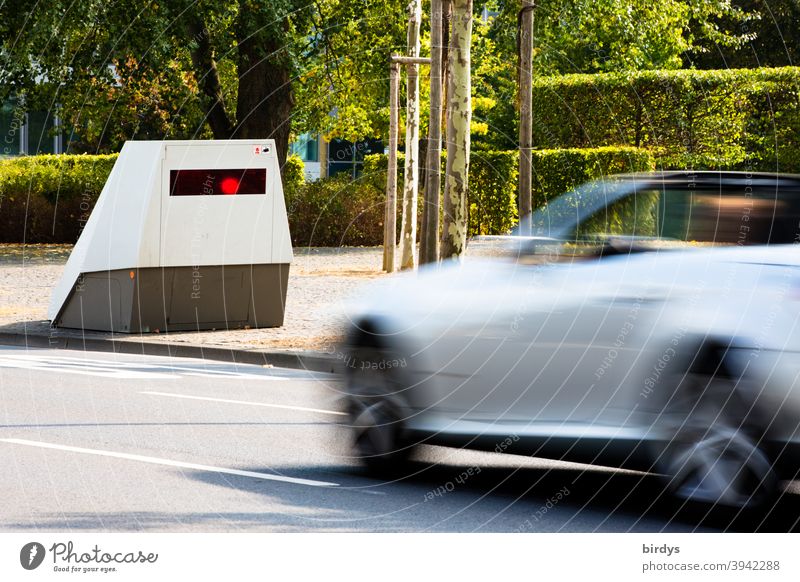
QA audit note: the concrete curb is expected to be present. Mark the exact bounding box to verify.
[0,331,338,374]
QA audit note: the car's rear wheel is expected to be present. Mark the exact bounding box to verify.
[660,423,775,508]
[654,345,777,510]
[344,344,413,473]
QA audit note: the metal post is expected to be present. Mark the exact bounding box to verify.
[383,59,401,272]
[518,1,535,235]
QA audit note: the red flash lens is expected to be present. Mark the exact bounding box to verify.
[219,177,240,195]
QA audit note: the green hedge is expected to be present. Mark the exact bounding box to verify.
[363,151,521,238]
[285,174,387,246]
[363,146,653,237]
[0,154,117,243]
[0,147,653,245]
[528,146,655,207]
[531,67,800,172]
[0,152,319,245]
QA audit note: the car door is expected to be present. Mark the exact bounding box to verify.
[480,188,667,426]
[425,261,642,426]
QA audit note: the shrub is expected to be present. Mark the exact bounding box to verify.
[364,146,653,235]
[0,154,117,243]
[285,174,388,247]
[364,151,520,237]
[0,147,653,245]
[528,146,655,207]
[531,67,800,172]
[468,150,519,236]
[281,153,306,199]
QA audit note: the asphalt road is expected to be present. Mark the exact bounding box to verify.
[1,346,797,533]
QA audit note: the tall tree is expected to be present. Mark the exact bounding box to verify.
[476,0,756,151]
[420,0,449,264]
[486,0,753,74]
[441,0,473,260]
[689,0,800,69]
[0,1,410,165]
[400,0,423,270]
[0,1,209,151]
[291,1,409,143]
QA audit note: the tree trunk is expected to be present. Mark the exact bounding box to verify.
[420,0,447,265]
[186,17,234,140]
[518,1,535,235]
[440,0,472,260]
[442,0,452,139]
[235,12,294,168]
[400,0,422,270]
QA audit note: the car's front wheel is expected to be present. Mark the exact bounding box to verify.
[344,344,413,473]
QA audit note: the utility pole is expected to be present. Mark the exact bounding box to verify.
[518,0,535,235]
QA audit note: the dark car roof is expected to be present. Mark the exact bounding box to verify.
[610,171,800,190]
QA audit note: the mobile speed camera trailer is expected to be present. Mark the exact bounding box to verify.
[48,139,293,333]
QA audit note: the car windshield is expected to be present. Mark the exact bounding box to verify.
[515,178,638,239]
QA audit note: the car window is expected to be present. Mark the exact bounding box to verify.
[574,189,660,241]
[572,188,800,246]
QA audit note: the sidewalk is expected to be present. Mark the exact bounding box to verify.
[0,245,387,372]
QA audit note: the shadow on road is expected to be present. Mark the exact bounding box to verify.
[177,453,800,532]
[386,458,800,532]
[5,452,796,532]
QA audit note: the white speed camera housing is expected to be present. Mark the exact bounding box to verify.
[48,139,293,333]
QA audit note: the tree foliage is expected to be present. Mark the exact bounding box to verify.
[485,0,753,74]
[292,0,408,141]
[0,0,404,162]
[0,0,781,163]
[689,0,800,69]
[476,0,758,149]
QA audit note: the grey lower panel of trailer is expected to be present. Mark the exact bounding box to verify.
[52,264,289,333]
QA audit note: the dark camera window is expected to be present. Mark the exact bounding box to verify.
[169,169,266,196]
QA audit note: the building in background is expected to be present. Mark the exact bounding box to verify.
[326,137,383,179]
[289,132,324,180]
[1,98,64,158]
[289,133,382,181]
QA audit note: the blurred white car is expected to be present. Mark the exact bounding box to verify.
[342,172,800,510]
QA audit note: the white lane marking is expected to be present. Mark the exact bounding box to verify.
[0,356,173,379]
[141,391,346,416]
[0,438,339,488]
[0,354,288,381]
